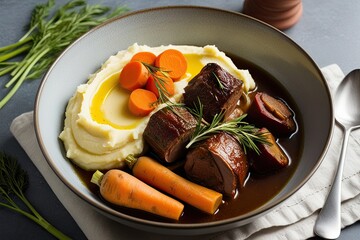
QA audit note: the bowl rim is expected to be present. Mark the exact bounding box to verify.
[34,5,334,231]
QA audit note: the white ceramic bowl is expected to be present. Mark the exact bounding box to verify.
[35,6,333,235]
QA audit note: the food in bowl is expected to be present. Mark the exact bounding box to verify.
[59,44,255,170]
[59,43,302,223]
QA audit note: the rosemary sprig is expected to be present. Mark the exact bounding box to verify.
[212,71,224,91]
[186,101,268,154]
[0,0,129,109]
[141,62,185,113]
[142,62,173,105]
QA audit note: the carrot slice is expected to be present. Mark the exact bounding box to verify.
[126,155,223,214]
[119,61,149,91]
[155,49,187,81]
[130,51,157,65]
[128,88,157,116]
[146,72,175,98]
[91,169,184,220]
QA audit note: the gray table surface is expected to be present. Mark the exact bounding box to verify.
[1,0,359,239]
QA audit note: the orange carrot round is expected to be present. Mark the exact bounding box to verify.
[130,51,157,65]
[155,49,187,81]
[126,155,223,214]
[146,72,175,98]
[119,61,149,91]
[91,170,184,220]
[128,88,157,116]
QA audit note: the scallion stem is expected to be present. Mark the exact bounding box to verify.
[0,37,32,53]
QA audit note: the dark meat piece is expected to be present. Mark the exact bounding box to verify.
[184,132,248,197]
[183,63,243,123]
[143,106,197,163]
[247,92,296,137]
[250,128,289,174]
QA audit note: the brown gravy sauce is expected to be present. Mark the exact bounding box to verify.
[73,54,304,223]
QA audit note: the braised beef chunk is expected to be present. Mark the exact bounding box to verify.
[183,63,243,123]
[247,92,296,137]
[143,107,197,163]
[250,128,289,174]
[184,132,248,197]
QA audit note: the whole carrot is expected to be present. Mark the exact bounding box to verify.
[125,155,223,214]
[91,169,184,220]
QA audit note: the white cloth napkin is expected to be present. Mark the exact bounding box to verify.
[10,64,360,240]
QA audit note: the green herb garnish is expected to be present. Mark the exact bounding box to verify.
[0,0,129,109]
[142,62,185,114]
[0,152,71,239]
[186,100,268,154]
[212,71,224,91]
[142,62,173,105]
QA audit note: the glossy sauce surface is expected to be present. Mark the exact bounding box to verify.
[74,54,303,223]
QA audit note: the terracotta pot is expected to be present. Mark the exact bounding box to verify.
[243,0,303,30]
